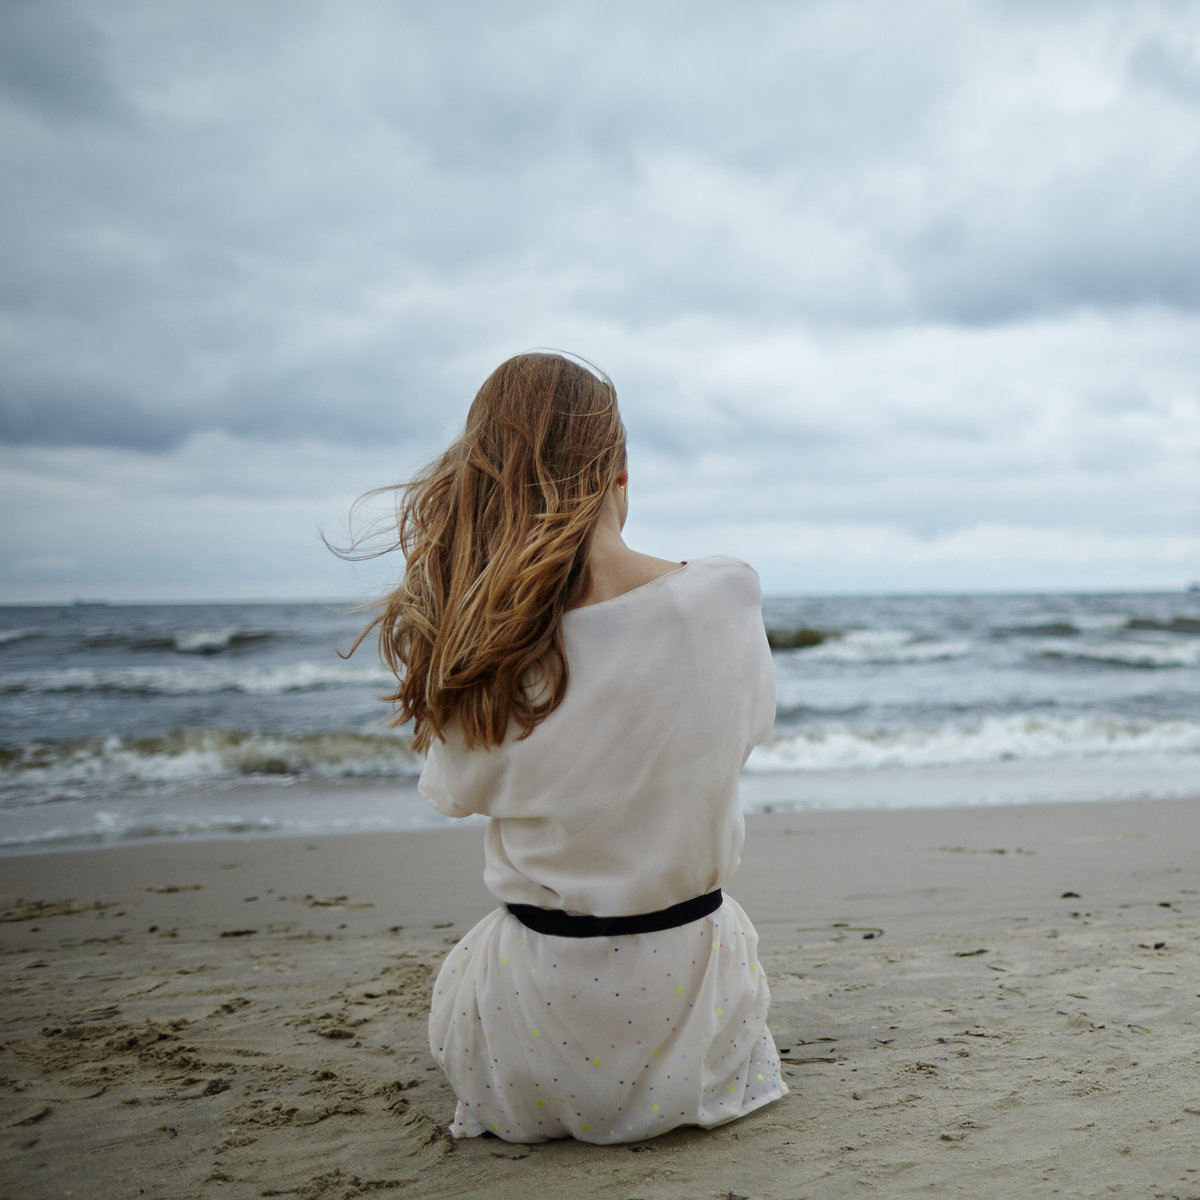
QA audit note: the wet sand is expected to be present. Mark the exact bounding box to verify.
[1,798,1198,1199]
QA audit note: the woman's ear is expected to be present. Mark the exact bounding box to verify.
[615,470,629,488]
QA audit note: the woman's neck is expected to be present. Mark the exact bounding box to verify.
[577,497,683,607]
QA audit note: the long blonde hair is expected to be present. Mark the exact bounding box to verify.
[349,352,626,752]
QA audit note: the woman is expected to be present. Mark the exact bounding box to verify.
[358,352,786,1143]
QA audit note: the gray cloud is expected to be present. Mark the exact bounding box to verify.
[0,0,1197,597]
[0,3,131,125]
[1128,30,1200,104]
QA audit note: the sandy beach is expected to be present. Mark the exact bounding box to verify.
[2,797,1198,1199]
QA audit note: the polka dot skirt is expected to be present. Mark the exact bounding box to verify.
[428,894,787,1144]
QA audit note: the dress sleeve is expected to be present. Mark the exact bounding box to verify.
[741,563,777,755]
[418,736,489,819]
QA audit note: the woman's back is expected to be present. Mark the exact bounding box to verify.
[420,557,775,916]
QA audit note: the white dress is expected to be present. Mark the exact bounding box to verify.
[421,556,788,1143]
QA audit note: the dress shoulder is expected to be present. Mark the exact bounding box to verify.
[682,555,764,606]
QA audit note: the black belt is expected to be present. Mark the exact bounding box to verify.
[506,888,722,938]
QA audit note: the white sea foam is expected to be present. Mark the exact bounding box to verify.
[0,730,422,795]
[173,627,242,654]
[746,713,1200,772]
[4,736,232,790]
[1070,614,1131,635]
[0,659,395,695]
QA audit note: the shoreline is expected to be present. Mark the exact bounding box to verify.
[5,757,1200,858]
[2,799,1198,1197]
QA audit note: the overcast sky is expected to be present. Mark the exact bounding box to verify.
[2,0,1198,602]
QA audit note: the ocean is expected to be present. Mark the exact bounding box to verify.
[1,589,1198,853]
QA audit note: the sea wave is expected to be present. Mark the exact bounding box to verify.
[1033,639,1200,670]
[0,659,394,696]
[0,628,45,646]
[1125,616,1200,635]
[0,728,423,795]
[746,712,1200,772]
[81,626,276,654]
[796,629,971,665]
[992,614,1151,638]
[1072,614,1140,635]
[987,612,1200,639]
[173,627,276,654]
[775,700,870,721]
[991,621,1082,638]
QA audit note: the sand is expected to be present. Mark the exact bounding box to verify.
[1,797,1198,1199]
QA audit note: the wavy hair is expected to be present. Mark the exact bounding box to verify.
[346,352,627,752]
